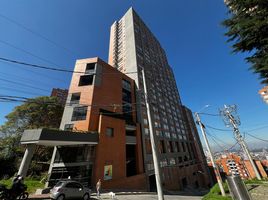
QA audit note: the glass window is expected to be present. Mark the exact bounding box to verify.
[122,79,131,91]
[70,93,80,104]
[79,75,94,86]
[71,106,87,121]
[170,158,176,166]
[145,139,152,154]
[106,127,114,137]
[64,124,74,131]
[144,128,149,135]
[122,89,132,103]
[85,63,95,74]
[143,118,148,125]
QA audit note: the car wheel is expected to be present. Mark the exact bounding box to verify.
[56,194,65,200]
[18,192,29,200]
[83,193,89,200]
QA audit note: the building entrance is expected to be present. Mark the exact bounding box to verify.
[149,175,157,192]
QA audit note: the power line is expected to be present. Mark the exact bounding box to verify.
[0,95,140,109]
[206,130,239,152]
[206,132,227,151]
[198,112,220,116]
[0,56,80,73]
[0,86,46,96]
[206,125,232,132]
[245,132,268,143]
[246,125,268,132]
[206,129,234,148]
[0,39,64,68]
[0,12,79,57]
[0,70,57,88]
[0,60,68,83]
[0,57,138,75]
[0,78,50,92]
[0,96,138,116]
[226,141,239,152]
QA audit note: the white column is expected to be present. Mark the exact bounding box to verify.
[18,144,36,177]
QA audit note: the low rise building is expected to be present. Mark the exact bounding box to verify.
[259,86,268,104]
[214,153,267,180]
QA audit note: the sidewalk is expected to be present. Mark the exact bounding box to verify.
[29,191,154,199]
[29,188,208,199]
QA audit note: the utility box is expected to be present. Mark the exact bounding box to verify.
[226,175,252,200]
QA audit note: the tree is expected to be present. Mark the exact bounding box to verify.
[222,0,268,84]
[0,96,64,178]
[0,96,64,136]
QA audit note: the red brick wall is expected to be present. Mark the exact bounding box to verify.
[67,57,145,190]
[103,174,147,190]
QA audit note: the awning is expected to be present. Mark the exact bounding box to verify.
[20,128,99,146]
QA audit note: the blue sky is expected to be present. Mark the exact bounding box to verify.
[0,0,267,149]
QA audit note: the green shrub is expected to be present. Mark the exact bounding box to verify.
[0,177,45,194]
[202,183,232,200]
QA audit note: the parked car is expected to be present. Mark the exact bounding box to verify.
[50,180,90,200]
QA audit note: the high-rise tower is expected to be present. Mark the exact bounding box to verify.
[109,8,210,190]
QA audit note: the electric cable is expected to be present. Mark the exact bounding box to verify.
[0,57,138,75]
[198,112,220,116]
[0,39,64,68]
[0,77,50,92]
[0,87,45,96]
[246,125,268,132]
[244,132,268,143]
[0,12,79,57]
[0,60,68,83]
[205,125,232,132]
[0,69,60,88]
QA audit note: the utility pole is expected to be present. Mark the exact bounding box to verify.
[220,105,261,180]
[195,112,226,196]
[141,68,164,200]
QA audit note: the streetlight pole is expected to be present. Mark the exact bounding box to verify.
[141,68,164,200]
[195,112,226,196]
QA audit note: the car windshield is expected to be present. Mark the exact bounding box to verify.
[54,181,64,187]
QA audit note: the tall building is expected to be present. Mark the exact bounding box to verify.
[259,86,268,104]
[108,8,209,190]
[51,88,68,105]
[18,7,209,191]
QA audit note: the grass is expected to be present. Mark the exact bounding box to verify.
[0,177,45,194]
[202,183,232,200]
[244,178,268,185]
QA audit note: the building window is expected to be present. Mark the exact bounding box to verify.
[122,79,131,91]
[143,118,148,125]
[78,75,94,86]
[70,93,80,104]
[170,158,176,166]
[176,142,180,152]
[106,127,114,137]
[145,139,152,154]
[64,124,74,131]
[71,106,87,121]
[144,128,149,135]
[159,140,166,154]
[169,141,174,153]
[182,142,186,152]
[122,103,132,114]
[85,63,96,74]
[122,89,132,103]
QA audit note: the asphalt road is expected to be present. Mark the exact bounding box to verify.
[90,194,202,200]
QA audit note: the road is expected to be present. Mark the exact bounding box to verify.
[30,193,203,200]
[90,194,202,200]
